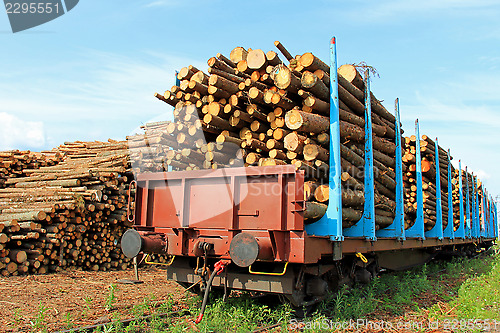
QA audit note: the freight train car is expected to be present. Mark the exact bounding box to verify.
[120,37,498,319]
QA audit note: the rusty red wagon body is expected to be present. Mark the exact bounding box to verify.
[131,165,335,265]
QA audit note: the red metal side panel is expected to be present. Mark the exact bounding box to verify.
[150,179,183,228]
[135,178,184,228]
[187,177,234,229]
[237,175,283,230]
[132,166,333,263]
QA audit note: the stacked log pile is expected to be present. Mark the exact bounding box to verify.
[460,170,475,227]
[337,64,398,229]
[402,136,419,228]
[140,42,398,229]
[477,180,485,228]
[0,140,133,276]
[451,169,465,229]
[0,150,63,188]
[402,136,451,231]
[420,135,449,230]
[451,168,482,230]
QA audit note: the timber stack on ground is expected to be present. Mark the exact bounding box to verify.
[0,140,133,276]
[0,150,63,188]
[130,42,399,229]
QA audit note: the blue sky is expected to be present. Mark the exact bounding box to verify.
[1,0,499,200]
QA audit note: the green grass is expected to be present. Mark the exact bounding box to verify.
[428,250,500,321]
[90,293,291,333]
[311,265,432,322]
[105,283,118,311]
[308,251,498,329]
[30,302,49,332]
[193,296,292,333]
[88,250,499,332]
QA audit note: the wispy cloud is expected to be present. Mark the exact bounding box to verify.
[143,0,178,8]
[475,169,491,180]
[478,56,500,70]
[0,112,45,150]
[398,70,500,194]
[402,98,500,128]
[0,49,205,150]
[337,0,500,23]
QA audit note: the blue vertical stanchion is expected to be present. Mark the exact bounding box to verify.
[455,162,465,239]
[376,99,405,240]
[486,192,490,238]
[471,174,477,238]
[488,195,493,238]
[168,71,181,171]
[478,178,484,238]
[489,196,493,238]
[343,70,376,240]
[490,197,493,238]
[175,71,180,86]
[488,193,493,238]
[495,202,498,238]
[406,120,425,239]
[488,196,492,238]
[473,175,480,238]
[305,37,343,241]
[443,149,454,239]
[481,190,487,238]
[492,197,496,238]
[465,167,472,238]
[483,193,491,238]
[470,174,475,238]
[491,195,496,239]
[488,193,495,238]
[491,197,495,238]
[489,200,497,238]
[425,138,443,239]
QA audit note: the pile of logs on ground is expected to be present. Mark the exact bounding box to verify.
[0,150,63,188]
[0,140,133,276]
[134,42,399,229]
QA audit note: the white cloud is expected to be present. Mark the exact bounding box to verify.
[338,0,500,23]
[396,70,500,197]
[0,112,45,150]
[475,169,491,180]
[402,98,500,129]
[143,0,178,8]
[0,49,205,149]
[478,56,500,68]
[399,69,500,131]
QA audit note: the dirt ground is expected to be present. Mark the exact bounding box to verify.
[0,267,188,332]
[0,266,468,333]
